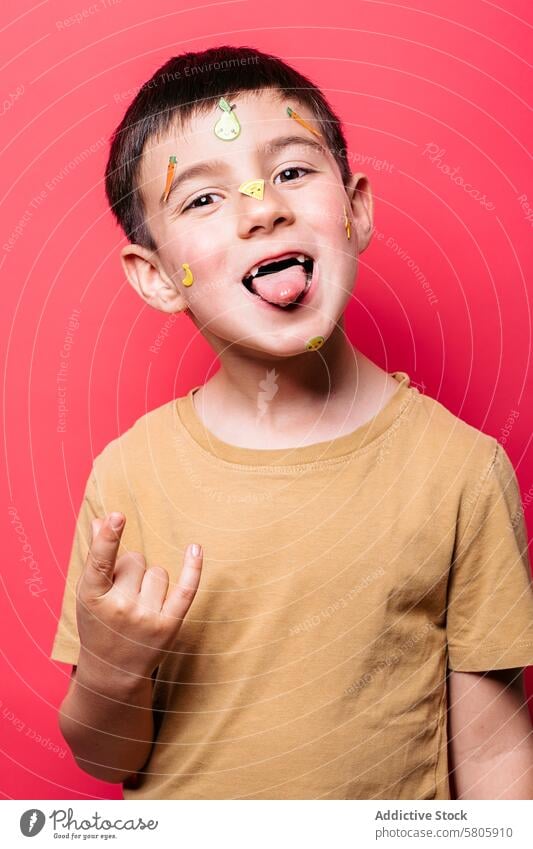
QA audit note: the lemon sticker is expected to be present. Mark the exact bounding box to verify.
[181,263,194,287]
[305,336,324,351]
[214,97,241,140]
[238,179,265,200]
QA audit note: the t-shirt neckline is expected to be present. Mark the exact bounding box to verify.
[175,371,414,468]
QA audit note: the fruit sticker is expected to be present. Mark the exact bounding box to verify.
[238,179,265,200]
[305,335,325,351]
[344,206,351,240]
[214,97,241,140]
[181,263,194,287]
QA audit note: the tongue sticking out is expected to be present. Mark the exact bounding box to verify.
[251,264,307,306]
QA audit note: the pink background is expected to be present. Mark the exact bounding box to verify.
[1,0,532,799]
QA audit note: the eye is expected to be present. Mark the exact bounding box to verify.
[184,192,222,211]
[274,166,313,184]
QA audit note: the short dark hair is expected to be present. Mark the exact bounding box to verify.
[104,45,351,252]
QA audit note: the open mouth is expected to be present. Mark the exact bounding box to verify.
[241,253,314,309]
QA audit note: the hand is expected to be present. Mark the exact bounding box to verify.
[75,512,203,681]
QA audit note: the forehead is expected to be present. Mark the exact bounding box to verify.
[139,90,324,200]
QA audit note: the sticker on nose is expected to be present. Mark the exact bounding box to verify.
[238,179,265,200]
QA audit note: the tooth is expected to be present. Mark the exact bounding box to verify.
[297,254,306,262]
[250,265,259,277]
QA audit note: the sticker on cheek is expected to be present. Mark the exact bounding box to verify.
[305,335,325,351]
[344,206,351,240]
[162,155,177,203]
[181,263,194,287]
[214,97,241,140]
[238,179,265,200]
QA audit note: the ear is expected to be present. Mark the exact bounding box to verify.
[120,244,188,314]
[345,172,374,253]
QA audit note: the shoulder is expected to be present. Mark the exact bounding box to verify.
[90,396,180,491]
[397,385,511,511]
[410,385,499,470]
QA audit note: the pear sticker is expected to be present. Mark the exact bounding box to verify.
[214,97,241,140]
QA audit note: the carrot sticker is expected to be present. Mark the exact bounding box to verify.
[162,155,177,203]
[286,106,323,140]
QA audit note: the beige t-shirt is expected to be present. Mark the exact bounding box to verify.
[50,371,533,799]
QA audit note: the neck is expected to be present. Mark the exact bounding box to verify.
[192,320,381,445]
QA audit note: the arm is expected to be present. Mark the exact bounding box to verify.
[59,661,155,784]
[58,511,203,784]
[448,666,533,799]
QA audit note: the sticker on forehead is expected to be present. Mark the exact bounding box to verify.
[286,106,323,140]
[305,335,325,351]
[214,97,241,140]
[238,179,264,200]
[181,263,194,287]
[162,155,177,203]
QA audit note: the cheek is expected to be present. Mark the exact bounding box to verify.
[164,225,229,285]
[180,236,234,310]
[301,183,348,243]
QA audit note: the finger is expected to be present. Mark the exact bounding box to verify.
[112,553,146,599]
[80,512,125,598]
[91,517,105,539]
[139,565,169,613]
[162,544,203,624]
[76,518,104,597]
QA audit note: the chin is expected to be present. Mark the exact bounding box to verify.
[252,319,339,357]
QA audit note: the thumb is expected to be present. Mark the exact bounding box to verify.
[80,512,125,598]
[91,517,105,539]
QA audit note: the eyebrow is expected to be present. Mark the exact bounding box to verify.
[160,135,328,207]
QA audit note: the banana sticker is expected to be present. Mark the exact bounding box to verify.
[238,179,265,200]
[181,263,194,287]
[344,207,351,240]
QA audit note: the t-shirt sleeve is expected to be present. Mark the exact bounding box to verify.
[50,467,103,667]
[50,453,143,667]
[446,440,533,672]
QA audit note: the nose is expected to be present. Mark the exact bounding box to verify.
[236,183,295,238]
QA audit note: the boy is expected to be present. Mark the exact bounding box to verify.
[51,45,533,800]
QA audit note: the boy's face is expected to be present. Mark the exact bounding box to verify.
[121,90,373,357]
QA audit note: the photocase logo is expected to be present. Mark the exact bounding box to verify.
[18,807,159,838]
[256,368,279,421]
[20,809,45,836]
